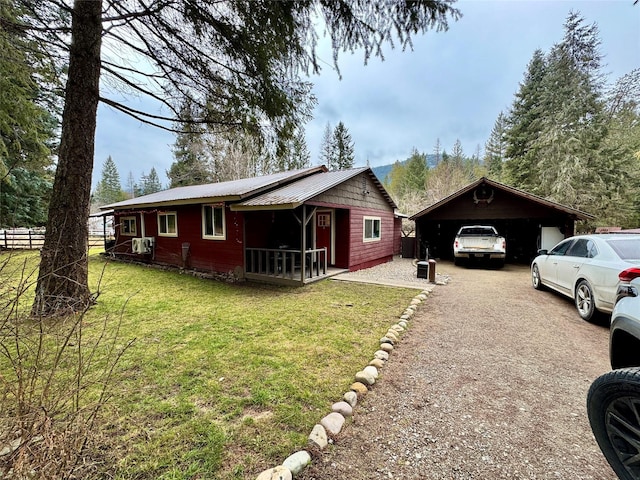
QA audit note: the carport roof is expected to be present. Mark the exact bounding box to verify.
[409,177,594,221]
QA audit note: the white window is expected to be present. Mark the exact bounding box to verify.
[158,211,178,237]
[363,216,381,242]
[202,205,225,240]
[121,216,137,236]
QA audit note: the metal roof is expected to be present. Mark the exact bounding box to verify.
[231,167,397,211]
[101,166,326,210]
[409,177,594,221]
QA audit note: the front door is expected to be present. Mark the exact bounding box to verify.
[315,210,333,266]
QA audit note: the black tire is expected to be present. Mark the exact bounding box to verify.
[531,264,544,290]
[575,279,597,321]
[454,257,461,266]
[587,368,640,480]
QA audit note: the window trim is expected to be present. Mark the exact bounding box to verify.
[121,216,137,236]
[202,204,226,240]
[158,211,178,237]
[363,216,381,243]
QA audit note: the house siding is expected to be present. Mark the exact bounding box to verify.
[113,205,245,276]
[312,173,389,209]
[348,207,395,271]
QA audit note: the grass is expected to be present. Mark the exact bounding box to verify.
[1,249,421,479]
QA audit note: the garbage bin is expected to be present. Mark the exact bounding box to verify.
[416,261,429,279]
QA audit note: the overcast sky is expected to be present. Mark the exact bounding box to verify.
[93,0,640,189]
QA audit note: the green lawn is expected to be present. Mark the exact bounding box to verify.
[0,250,420,479]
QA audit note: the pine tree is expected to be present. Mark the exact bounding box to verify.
[276,128,312,171]
[167,100,213,187]
[93,156,124,206]
[332,122,355,170]
[484,112,508,180]
[136,168,163,196]
[502,49,548,192]
[319,122,336,168]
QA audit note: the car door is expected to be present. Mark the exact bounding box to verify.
[555,238,592,295]
[539,238,574,290]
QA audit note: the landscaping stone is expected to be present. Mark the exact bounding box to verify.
[374,350,389,361]
[332,401,353,417]
[363,365,379,379]
[350,382,369,394]
[255,465,292,480]
[385,331,399,342]
[380,342,394,352]
[390,324,404,333]
[410,298,421,305]
[399,320,408,328]
[380,336,395,345]
[282,451,311,475]
[343,391,358,407]
[308,424,328,450]
[355,370,375,386]
[369,358,385,368]
[321,412,346,435]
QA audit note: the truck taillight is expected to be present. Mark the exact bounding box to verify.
[619,267,640,283]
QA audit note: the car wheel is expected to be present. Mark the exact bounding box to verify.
[575,279,596,321]
[531,264,544,290]
[454,257,461,266]
[587,368,640,480]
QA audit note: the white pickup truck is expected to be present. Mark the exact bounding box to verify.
[453,225,506,267]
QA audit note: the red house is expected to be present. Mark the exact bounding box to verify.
[102,166,402,285]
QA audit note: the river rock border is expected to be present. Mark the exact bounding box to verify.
[254,288,433,480]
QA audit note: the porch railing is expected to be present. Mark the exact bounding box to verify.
[245,247,327,282]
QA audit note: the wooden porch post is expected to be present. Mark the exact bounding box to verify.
[300,205,306,285]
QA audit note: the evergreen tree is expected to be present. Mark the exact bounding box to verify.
[484,112,508,180]
[93,156,124,206]
[319,122,336,168]
[402,148,429,194]
[502,49,547,192]
[0,0,58,228]
[275,128,312,171]
[332,121,355,170]
[167,100,213,187]
[136,168,163,196]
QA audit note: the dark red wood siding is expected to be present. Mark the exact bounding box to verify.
[348,207,394,271]
[113,205,244,275]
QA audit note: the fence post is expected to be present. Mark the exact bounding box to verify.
[29,230,33,249]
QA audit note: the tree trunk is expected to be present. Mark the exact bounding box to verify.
[32,0,102,317]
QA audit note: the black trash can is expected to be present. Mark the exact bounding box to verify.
[416,261,429,279]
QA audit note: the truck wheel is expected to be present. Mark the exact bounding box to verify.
[587,368,640,480]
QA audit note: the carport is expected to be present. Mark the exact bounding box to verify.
[410,177,594,263]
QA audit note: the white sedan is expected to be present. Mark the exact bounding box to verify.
[531,234,640,321]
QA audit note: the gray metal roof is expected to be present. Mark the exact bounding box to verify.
[101,166,325,210]
[232,167,397,210]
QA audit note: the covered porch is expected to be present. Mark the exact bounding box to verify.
[240,205,349,286]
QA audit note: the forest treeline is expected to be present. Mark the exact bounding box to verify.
[385,12,640,230]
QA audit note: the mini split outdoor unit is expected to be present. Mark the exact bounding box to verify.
[132,237,154,254]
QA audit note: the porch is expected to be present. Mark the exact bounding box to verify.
[244,247,347,285]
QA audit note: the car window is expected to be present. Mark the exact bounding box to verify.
[567,239,589,258]
[586,240,598,258]
[607,238,640,260]
[549,239,573,256]
[459,227,495,236]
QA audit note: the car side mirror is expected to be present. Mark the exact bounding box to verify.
[537,249,548,255]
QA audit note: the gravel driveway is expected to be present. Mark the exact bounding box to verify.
[300,260,616,479]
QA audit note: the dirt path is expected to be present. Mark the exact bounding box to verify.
[300,261,615,479]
